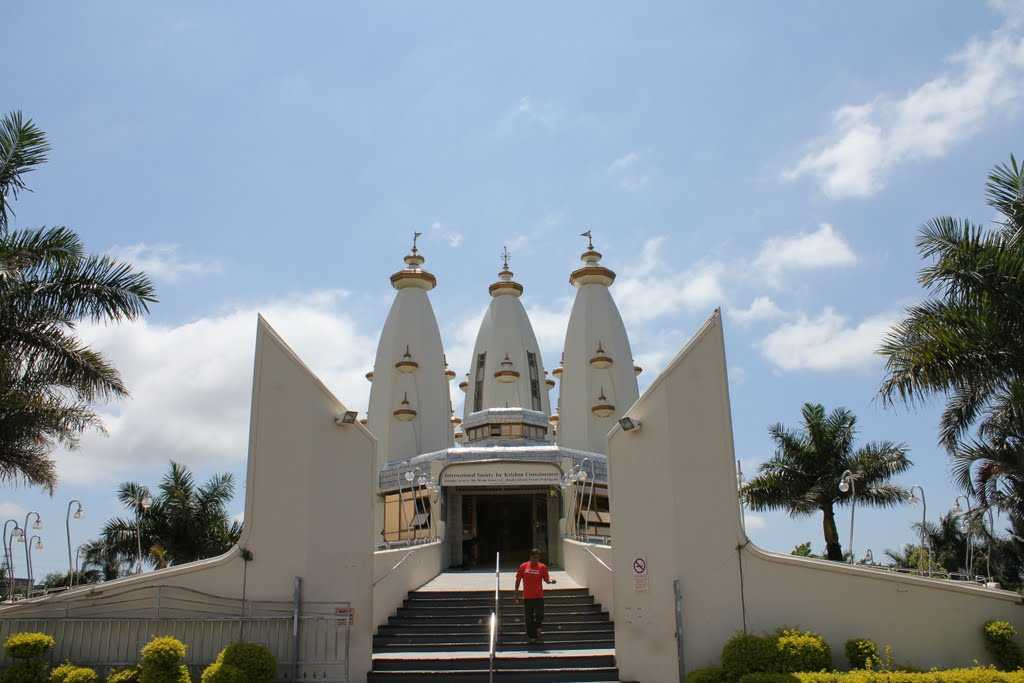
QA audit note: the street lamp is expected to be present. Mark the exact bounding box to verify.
[838,470,856,564]
[22,512,41,596]
[910,486,928,574]
[404,469,420,541]
[137,494,153,574]
[26,536,42,595]
[3,523,23,601]
[65,500,84,589]
[953,495,973,577]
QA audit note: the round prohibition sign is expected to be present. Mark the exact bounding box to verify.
[632,558,647,576]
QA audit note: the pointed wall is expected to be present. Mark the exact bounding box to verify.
[367,248,454,470]
[0,316,377,680]
[557,245,639,453]
[463,264,551,421]
[609,310,1023,682]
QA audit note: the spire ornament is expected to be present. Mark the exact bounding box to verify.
[570,228,615,287]
[581,230,594,250]
[392,230,436,290]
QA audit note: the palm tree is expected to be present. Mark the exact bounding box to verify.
[879,155,1022,454]
[743,403,913,561]
[0,111,157,491]
[101,462,242,569]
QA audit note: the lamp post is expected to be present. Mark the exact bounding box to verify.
[22,512,41,596]
[403,469,419,542]
[953,495,973,577]
[26,536,42,595]
[561,463,581,538]
[910,485,927,574]
[576,459,591,538]
[985,507,995,584]
[65,500,84,588]
[3,522,23,601]
[136,494,153,574]
[838,470,856,564]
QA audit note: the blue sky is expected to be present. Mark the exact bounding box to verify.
[5,1,1024,578]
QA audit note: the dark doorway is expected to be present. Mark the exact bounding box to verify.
[467,494,545,569]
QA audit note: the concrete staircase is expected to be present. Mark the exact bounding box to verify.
[368,586,618,681]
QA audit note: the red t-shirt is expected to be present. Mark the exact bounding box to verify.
[515,561,550,600]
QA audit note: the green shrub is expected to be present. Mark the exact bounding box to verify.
[0,661,50,683]
[61,671,97,683]
[795,668,1021,682]
[722,633,778,678]
[843,639,878,670]
[738,675,800,683]
[217,643,275,682]
[197,663,244,683]
[686,668,729,683]
[138,636,190,683]
[5,633,56,661]
[774,629,830,673]
[985,620,1024,671]
[105,669,139,683]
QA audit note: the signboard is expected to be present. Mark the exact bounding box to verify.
[631,556,649,592]
[440,462,561,487]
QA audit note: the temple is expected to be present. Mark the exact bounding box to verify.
[371,233,637,569]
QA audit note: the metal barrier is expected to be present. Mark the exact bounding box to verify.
[0,585,353,681]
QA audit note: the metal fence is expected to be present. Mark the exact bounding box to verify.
[0,585,352,681]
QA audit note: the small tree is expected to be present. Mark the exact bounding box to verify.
[743,403,912,561]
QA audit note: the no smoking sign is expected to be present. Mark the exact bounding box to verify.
[631,557,648,577]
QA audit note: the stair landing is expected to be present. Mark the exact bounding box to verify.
[417,571,581,592]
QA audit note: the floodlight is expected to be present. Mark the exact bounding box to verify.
[335,411,359,426]
[618,416,642,432]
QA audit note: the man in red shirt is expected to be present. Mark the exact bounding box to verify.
[514,548,556,644]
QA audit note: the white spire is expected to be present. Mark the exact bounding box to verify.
[463,249,551,423]
[366,236,454,470]
[556,232,639,453]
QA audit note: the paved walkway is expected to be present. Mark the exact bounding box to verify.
[417,570,580,592]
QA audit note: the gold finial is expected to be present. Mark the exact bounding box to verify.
[411,231,422,254]
[581,229,594,250]
[501,245,511,271]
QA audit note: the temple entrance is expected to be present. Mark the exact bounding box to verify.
[460,491,551,569]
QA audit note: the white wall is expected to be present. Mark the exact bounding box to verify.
[608,310,1024,683]
[373,541,443,628]
[0,316,377,681]
[563,538,614,611]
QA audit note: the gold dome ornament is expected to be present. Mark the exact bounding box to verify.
[450,414,462,426]
[395,345,419,374]
[365,371,374,382]
[494,353,520,383]
[589,340,614,369]
[359,417,369,426]
[488,246,525,297]
[444,356,456,381]
[458,374,469,392]
[393,393,417,421]
[591,387,615,418]
[454,429,466,443]
[552,353,564,379]
[634,365,643,376]
[549,413,560,425]
[545,371,556,389]
[390,232,438,290]
[569,230,616,287]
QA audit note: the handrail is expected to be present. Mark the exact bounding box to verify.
[489,551,500,683]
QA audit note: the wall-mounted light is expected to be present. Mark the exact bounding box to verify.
[335,411,359,426]
[618,416,642,432]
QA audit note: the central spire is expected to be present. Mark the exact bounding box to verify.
[463,246,551,434]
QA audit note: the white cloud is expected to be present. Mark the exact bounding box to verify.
[760,307,899,372]
[731,296,785,324]
[753,224,857,281]
[784,10,1024,198]
[607,151,650,191]
[501,96,567,132]
[744,513,767,531]
[0,502,27,520]
[429,222,464,248]
[108,243,221,283]
[507,235,529,251]
[729,365,748,385]
[616,238,726,324]
[54,291,376,484]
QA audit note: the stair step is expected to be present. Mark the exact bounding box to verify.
[367,666,620,681]
[397,604,603,616]
[372,640,615,652]
[372,654,617,671]
[389,613,610,626]
[410,589,591,598]
[379,621,614,634]
[376,629,614,644]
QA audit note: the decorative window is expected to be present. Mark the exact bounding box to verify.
[473,353,486,412]
[527,351,542,411]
